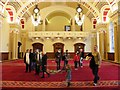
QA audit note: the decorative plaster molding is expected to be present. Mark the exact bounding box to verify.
[10,28,19,34]
[109,10,118,21]
[0,12,6,18]
[96,23,107,30]
[28,31,90,41]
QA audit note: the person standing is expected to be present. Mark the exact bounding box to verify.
[55,49,62,70]
[62,50,70,70]
[24,49,31,72]
[65,64,72,87]
[79,48,84,68]
[32,50,37,71]
[29,49,34,71]
[87,53,99,86]
[41,52,50,78]
[35,50,40,75]
[91,45,101,86]
[39,51,43,72]
[73,52,80,70]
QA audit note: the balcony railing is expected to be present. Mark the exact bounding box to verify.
[28,31,90,39]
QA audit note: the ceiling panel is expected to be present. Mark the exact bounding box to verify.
[95,2,108,12]
[7,2,21,11]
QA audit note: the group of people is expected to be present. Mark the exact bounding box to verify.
[24,45,101,87]
[24,49,50,78]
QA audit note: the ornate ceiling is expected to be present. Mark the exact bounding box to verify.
[0,0,119,21]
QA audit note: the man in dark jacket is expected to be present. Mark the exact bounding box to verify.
[88,53,100,86]
[41,52,50,78]
[55,49,62,70]
[29,49,34,71]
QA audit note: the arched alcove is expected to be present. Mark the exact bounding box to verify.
[32,43,43,52]
[46,11,71,31]
[74,43,85,53]
[53,42,64,54]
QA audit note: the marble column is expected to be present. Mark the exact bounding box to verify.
[9,30,18,59]
[9,24,20,60]
[117,20,120,63]
[91,32,97,53]
[21,33,26,57]
[114,22,118,62]
[99,31,105,60]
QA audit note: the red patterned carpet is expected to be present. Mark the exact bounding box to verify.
[1,59,120,90]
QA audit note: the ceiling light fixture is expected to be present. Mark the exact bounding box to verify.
[31,5,42,26]
[75,1,85,26]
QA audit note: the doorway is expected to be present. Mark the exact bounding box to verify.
[18,42,22,58]
[32,43,43,52]
[53,43,64,54]
[74,43,85,53]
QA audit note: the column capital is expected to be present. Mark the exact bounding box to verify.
[9,23,21,29]
[9,23,21,34]
[96,23,107,30]
[109,10,119,22]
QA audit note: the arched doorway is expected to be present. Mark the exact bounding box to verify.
[53,43,64,54]
[32,43,43,52]
[18,42,22,58]
[74,43,85,53]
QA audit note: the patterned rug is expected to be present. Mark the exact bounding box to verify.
[1,80,119,88]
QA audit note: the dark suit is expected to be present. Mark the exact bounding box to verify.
[55,52,62,70]
[30,52,36,70]
[41,54,50,78]
[62,52,69,70]
[35,53,41,75]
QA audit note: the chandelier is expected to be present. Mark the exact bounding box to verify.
[75,4,85,26]
[31,5,42,26]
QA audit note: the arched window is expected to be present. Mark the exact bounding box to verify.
[109,22,114,52]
